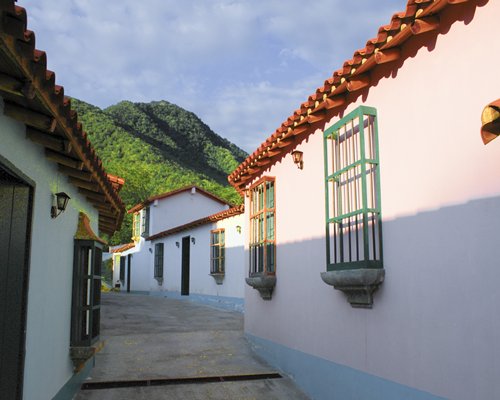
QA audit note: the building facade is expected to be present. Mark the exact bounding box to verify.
[113,187,245,309]
[229,1,500,399]
[0,2,125,399]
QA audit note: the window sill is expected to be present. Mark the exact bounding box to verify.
[154,277,163,285]
[321,268,385,308]
[245,273,276,300]
[210,273,225,285]
[70,341,104,372]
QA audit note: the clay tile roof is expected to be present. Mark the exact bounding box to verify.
[228,0,478,193]
[128,185,231,214]
[110,242,135,253]
[0,1,125,235]
[146,204,244,241]
[107,174,125,193]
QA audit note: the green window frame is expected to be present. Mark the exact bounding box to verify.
[71,240,102,347]
[210,229,225,274]
[323,106,383,271]
[154,243,164,279]
[249,177,275,275]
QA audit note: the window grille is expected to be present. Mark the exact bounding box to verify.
[324,106,383,271]
[154,243,164,279]
[210,229,225,274]
[249,177,275,275]
[142,207,150,237]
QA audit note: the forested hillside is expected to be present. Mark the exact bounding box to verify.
[72,98,246,244]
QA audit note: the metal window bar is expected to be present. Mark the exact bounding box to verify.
[210,230,225,274]
[323,106,383,270]
[154,243,163,278]
[249,179,275,275]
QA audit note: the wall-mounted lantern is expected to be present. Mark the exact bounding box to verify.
[175,241,180,248]
[291,150,304,170]
[191,237,196,245]
[51,192,70,218]
[236,225,242,234]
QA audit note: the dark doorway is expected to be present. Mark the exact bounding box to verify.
[127,254,132,293]
[181,236,190,295]
[0,164,33,400]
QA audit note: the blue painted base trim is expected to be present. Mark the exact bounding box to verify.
[52,357,94,400]
[247,334,446,400]
[155,291,244,313]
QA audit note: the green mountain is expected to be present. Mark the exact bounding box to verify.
[71,98,246,245]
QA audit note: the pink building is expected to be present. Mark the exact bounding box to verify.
[230,1,500,399]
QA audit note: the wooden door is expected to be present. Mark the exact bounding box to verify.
[127,254,132,292]
[181,236,190,295]
[0,166,33,399]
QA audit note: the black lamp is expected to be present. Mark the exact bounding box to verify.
[291,150,304,169]
[51,192,70,218]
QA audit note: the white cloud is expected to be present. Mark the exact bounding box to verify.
[19,0,406,152]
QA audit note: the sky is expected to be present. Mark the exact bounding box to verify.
[20,0,404,153]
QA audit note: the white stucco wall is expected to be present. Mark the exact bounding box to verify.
[153,213,245,299]
[1,98,101,400]
[148,189,229,235]
[244,3,500,400]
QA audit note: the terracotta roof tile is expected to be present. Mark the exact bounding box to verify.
[111,242,135,253]
[228,0,479,192]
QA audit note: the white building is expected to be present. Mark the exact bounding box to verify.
[228,1,500,399]
[114,186,245,310]
[0,2,125,399]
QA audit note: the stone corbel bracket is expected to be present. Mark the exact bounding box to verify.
[210,273,225,285]
[321,268,385,308]
[245,274,276,300]
[70,341,105,372]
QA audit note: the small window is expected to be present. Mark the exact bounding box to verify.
[210,229,225,274]
[323,106,383,271]
[249,177,276,275]
[154,243,164,280]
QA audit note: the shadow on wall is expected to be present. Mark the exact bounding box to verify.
[244,195,500,400]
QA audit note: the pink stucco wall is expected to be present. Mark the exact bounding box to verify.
[244,2,500,399]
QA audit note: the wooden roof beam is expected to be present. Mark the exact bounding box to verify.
[4,101,57,132]
[45,148,83,170]
[68,176,100,192]
[58,164,93,182]
[78,188,106,203]
[26,127,67,152]
[0,72,35,99]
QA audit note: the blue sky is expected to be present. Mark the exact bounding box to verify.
[20,0,404,152]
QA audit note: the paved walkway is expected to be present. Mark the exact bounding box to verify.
[75,293,309,400]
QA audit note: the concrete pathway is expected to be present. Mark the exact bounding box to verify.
[74,293,309,400]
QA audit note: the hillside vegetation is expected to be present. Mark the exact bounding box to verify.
[72,98,246,244]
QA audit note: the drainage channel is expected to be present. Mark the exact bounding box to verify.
[81,372,283,390]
